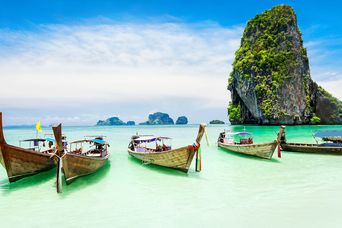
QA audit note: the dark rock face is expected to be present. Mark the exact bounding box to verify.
[126,121,136,126]
[228,5,342,125]
[140,112,174,125]
[96,117,126,126]
[210,120,225,124]
[310,83,342,124]
[176,116,188,125]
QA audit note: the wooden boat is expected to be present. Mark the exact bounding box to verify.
[128,124,206,172]
[217,130,281,159]
[52,124,110,192]
[278,126,342,155]
[0,112,56,182]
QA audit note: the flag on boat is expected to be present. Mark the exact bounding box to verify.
[36,120,42,133]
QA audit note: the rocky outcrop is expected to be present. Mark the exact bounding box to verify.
[126,121,136,126]
[310,84,342,124]
[176,116,188,125]
[209,120,225,124]
[140,112,174,125]
[97,117,126,126]
[228,5,342,125]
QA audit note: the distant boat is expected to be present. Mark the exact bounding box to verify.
[217,130,280,159]
[52,124,109,193]
[278,126,342,155]
[128,124,206,172]
[0,112,55,182]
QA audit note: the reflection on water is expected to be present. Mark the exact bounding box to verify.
[0,168,55,194]
[60,161,111,196]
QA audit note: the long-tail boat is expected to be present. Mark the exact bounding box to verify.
[278,126,342,155]
[217,130,281,159]
[0,112,56,182]
[128,124,206,172]
[52,124,110,192]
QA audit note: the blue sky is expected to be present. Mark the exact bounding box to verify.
[0,0,341,125]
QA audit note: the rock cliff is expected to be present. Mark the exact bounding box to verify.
[140,112,174,125]
[209,120,225,124]
[126,121,136,126]
[97,117,126,126]
[176,116,188,125]
[228,5,342,124]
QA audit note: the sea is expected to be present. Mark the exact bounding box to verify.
[1,124,342,228]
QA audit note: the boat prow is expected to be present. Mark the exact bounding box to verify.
[0,112,55,182]
[53,124,110,189]
[278,126,342,155]
[217,129,280,159]
[62,153,110,184]
[128,123,206,172]
[218,141,277,159]
[128,145,196,172]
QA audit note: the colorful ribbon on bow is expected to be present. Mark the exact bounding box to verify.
[188,144,201,172]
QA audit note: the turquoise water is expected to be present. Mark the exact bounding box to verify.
[1,124,342,228]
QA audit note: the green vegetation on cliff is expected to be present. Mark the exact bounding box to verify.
[310,115,320,124]
[229,5,310,119]
[228,102,241,122]
[319,86,342,118]
[228,4,342,124]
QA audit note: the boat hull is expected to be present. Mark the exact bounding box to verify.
[281,143,342,155]
[0,144,55,182]
[128,146,196,172]
[218,141,277,159]
[62,153,109,184]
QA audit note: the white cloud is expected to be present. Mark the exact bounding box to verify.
[0,22,243,125]
[1,20,340,126]
[305,39,342,99]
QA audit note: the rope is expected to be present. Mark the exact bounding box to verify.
[49,150,66,159]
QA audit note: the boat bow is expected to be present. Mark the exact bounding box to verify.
[53,123,64,193]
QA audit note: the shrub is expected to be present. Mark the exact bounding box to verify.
[310,115,321,124]
[228,102,241,122]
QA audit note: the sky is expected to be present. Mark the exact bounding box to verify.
[0,0,342,125]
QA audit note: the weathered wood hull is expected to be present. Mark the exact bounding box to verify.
[128,146,196,172]
[0,144,55,182]
[0,112,55,182]
[281,143,342,155]
[218,141,277,159]
[62,153,109,184]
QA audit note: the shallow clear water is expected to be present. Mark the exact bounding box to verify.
[1,124,342,228]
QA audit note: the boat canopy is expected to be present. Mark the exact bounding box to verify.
[133,136,172,143]
[45,137,55,142]
[225,131,252,136]
[19,138,46,142]
[237,132,252,136]
[90,138,107,145]
[134,136,157,143]
[314,130,342,138]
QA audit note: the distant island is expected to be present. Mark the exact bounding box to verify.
[176,116,188,125]
[96,117,135,126]
[140,112,174,125]
[96,112,189,126]
[228,5,342,125]
[209,120,225,124]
